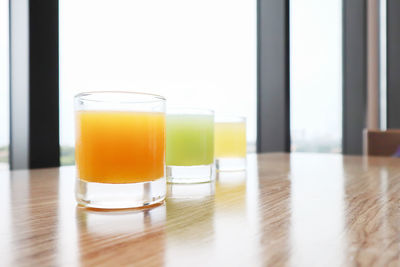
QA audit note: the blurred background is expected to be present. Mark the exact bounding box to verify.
[1,0,394,169]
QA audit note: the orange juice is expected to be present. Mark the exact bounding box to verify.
[75,111,165,184]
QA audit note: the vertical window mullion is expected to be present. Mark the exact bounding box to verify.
[257,0,290,153]
[387,0,400,128]
[10,0,59,169]
[342,0,367,154]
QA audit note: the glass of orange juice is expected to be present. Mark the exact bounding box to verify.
[74,91,166,209]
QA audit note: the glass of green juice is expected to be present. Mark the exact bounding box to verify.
[166,108,215,183]
[214,115,247,171]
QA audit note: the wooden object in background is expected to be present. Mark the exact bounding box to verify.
[1,153,400,266]
[364,129,400,156]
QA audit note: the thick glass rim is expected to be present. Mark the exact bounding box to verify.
[74,91,166,103]
[167,107,214,115]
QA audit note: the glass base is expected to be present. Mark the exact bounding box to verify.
[76,177,166,209]
[167,164,214,184]
[216,157,246,172]
[167,182,215,199]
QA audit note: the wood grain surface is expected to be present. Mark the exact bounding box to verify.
[1,153,400,266]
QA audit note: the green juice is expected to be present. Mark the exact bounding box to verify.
[166,114,214,166]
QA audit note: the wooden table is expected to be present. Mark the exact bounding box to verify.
[1,153,400,266]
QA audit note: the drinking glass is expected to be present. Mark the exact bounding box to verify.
[166,108,215,183]
[167,183,215,199]
[214,115,247,171]
[75,91,166,209]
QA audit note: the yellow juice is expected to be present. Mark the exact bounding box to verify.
[214,121,246,158]
[75,111,165,184]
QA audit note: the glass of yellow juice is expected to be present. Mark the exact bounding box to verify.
[214,115,246,171]
[75,91,166,209]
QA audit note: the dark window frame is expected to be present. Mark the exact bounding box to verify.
[342,0,367,155]
[9,0,59,169]
[257,0,290,153]
[387,0,400,128]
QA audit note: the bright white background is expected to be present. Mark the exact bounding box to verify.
[290,0,342,153]
[59,0,257,149]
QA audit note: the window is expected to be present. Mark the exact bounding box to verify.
[290,0,342,153]
[59,0,257,165]
[0,0,9,169]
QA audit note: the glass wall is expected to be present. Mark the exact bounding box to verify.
[290,0,342,153]
[59,0,257,165]
[0,0,9,169]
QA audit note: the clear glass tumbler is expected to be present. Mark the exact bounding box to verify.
[166,108,215,183]
[214,115,247,171]
[75,91,166,209]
